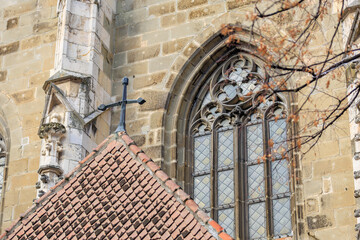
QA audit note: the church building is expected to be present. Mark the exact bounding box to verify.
[0,0,360,239]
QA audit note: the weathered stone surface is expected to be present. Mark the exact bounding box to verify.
[119,7,148,25]
[150,111,164,128]
[0,42,19,56]
[38,0,57,8]
[20,36,41,50]
[149,2,175,16]
[178,0,207,10]
[142,30,170,45]
[0,71,7,82]
[149,55,176,72]
[170,22,204,39]
[161,12,186,28]
[8,158,28,176]
[307,215,332,230]
[189,4,224,20]
[143,145,162,159]
[133,72,165,89]
[115,25,128,40]
[11,88,35,104]
[114,52,126,67]
[128,18,160,36]
[4,50,35,67]
[127,45,160,63]
[33,19,57,33]
[113,61,148,78]
[131,134,146,146]
[3,0,37,18]
[115,36,141,53]
[6,18,18,30]
[165,73,177,89]
[10,172,38,189]
[2,207,12,222]
[226,0,256,9]
[306,198,319,213]
[42,32,57,43]
[162,37,191,55]
[138,91,168,111]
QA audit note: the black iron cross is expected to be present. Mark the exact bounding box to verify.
[98,77,146,133]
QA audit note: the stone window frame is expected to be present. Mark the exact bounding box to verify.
[187,51,292,239]
[162,29,302,238]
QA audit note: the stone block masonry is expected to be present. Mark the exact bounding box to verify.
[0,0,58,232]
[111,1,357,239]
[0,0,356,239]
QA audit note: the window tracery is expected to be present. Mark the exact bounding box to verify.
[189,53,292,239]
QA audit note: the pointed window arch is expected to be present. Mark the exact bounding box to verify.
[188,52,292,239]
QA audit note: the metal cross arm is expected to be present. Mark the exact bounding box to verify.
[97,98,146,111]
[97,77,146,133]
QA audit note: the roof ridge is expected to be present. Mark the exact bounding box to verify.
[1,133,233,240]
[118,132,233,240]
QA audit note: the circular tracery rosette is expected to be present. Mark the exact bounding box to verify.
[210,54,265,110]
[190,52,287,131]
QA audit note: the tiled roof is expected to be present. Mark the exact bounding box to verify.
[1,133,233,240]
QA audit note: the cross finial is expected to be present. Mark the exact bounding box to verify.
[97,77,146,133]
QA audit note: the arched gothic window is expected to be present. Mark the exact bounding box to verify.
[189,53,292,239]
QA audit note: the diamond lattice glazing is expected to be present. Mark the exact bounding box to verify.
[247,124,263,163]
[218,130,233,168]
[273,197,292,236]
[194,175,211,209]
[248,163,265,199]
[269,119,287,159]
[272,160,290,195]
[194,135,211,173]
[249,202,266,239]
[218,170,234,205]
[218,208,235,238]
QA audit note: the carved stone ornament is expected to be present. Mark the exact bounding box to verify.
[38,122,66,139]
[37,122,66,197]
[190,53,287,135]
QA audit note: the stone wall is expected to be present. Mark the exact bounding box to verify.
[0,0,117,231]
[112,0,356,239]
[0,0,356,238]
[0,0,58,231]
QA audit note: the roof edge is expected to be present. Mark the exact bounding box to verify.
[117,132,233,240]
[0,132,233,240]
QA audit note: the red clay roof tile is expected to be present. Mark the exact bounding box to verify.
[2,133,233,240]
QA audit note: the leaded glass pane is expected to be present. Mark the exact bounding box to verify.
[248,163,265,199]
[229,65,248,84]
[247,124,263,163]
[269,119,287,159]
[218,170,234,205]
[218,208,235,238]
[218,130,233,168]
[223,84,237,99]
[272,160,290,195]
[194,175,210,209]
[194,135,211,173]
[273,197,292,236]
[249,202,266,239]
[201,92,211,107]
